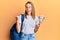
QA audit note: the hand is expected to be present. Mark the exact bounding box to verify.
[40,16,45,23]
[34,25,39,33]
[16,16,21,33]
[16,16,20,22]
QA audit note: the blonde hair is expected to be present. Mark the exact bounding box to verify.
[25,1,35,19]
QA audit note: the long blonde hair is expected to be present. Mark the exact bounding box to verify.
[25,1,35,19]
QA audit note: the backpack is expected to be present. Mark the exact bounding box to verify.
[10,14,24,40]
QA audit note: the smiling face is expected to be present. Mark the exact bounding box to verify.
[25,3,32,15]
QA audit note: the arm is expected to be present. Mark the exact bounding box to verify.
[34,22,40,33]
[34,16,45,33]
[16,16,21,33]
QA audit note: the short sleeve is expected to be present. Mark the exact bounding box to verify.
[35,16,40,25]
[19,15,21,24]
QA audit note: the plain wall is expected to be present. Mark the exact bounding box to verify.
[0,0,60,40]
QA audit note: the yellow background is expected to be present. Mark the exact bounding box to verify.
[0,0,60,40]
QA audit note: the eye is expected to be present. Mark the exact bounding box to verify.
[29,6,31,8]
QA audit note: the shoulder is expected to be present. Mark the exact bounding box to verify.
[34,16,38,22]
[35,16,38,20]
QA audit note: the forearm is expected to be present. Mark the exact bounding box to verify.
[34,24,40,33]
[16,21,20,33]
[34,16,45,33]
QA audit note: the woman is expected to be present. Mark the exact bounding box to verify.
[16,1,44,40]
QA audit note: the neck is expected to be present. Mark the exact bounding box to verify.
[27,12,31,16]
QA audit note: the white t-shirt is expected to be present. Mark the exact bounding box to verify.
[19,15,40,34]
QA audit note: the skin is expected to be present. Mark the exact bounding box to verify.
[16,3,44,33]
[25,3,32,16]
[16,16,21,33]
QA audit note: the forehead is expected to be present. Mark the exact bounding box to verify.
[26,3,32,7]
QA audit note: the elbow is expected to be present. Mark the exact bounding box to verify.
[17,30,20,33]
[17,29,20,33]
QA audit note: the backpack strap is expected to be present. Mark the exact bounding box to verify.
[20,14,24,31]
[10,14,24,33]
[21,14,24,24]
